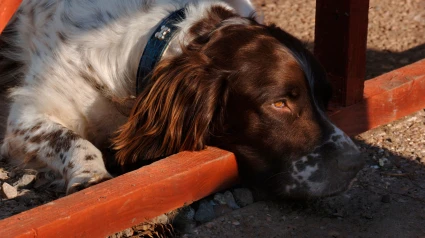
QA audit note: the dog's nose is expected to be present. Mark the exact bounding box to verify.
[337,151,365,172]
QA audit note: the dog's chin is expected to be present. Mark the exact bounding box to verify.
[268,178,357,201]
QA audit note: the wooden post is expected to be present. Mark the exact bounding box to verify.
[314,0,370,107]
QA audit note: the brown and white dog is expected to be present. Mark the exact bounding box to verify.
[0,0,364,198]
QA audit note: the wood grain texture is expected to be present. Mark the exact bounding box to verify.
[0,0,21,34]
[314,0,370,106]
[330,59,425,136]
[0,147,238,238]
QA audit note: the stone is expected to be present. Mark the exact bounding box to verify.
[213,193,227,205]
[0,168,8,180]
[173,206,197,233]
[194,200,215,224]
[224,191,240,209]
[232,188,254,207]
[231,221,240,226]
[177,206,196,221]
[15,174,36,189]
[1,182,18,199]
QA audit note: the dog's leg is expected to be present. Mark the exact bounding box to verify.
[1,102,112,194]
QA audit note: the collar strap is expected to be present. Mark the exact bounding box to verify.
[136,8,186,95]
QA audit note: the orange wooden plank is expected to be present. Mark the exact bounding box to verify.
[0,0,21,34]
[0,147,238,238]
[330,59,425,136]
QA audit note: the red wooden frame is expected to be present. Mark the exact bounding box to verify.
[330,59,425,136]
[0,148,238,237]
[314,0,370,107]
[0,0,424,237]
[0,0,21,33]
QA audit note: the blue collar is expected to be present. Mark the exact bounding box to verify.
[136,8,186,95]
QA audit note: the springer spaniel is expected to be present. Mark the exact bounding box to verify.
[0,0,364,198]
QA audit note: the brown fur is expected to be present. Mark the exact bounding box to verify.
[112,7,322,172]
[113,47,228,165]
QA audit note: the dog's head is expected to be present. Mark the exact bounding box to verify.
[113,6,364,199]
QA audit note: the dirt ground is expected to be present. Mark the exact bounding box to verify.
[0,0,424,237]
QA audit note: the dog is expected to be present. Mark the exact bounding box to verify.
[0,0,364,198]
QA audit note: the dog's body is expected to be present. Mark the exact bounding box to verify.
[1,0,363,197]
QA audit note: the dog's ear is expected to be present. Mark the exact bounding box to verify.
[113,51,228,166]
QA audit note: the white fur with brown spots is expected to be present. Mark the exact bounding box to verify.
[0,0,257,194]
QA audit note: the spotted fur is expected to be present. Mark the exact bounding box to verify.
[0,0,258,194]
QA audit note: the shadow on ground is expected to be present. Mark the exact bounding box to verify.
[302,42,425,80]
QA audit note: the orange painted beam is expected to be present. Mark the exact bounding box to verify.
[0,0,21,34]
[330,59,425,136]
[0,147,238,238]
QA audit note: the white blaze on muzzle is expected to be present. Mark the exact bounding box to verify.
[285,120,362,197]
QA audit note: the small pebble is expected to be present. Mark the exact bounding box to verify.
[0,168,9,180]
[378,157,389,167]
[213,193,227,205]
[15,174,37,189]
[231,221,240,226]
[232,188,254,207]
[224,191,240,210]
[1,182,18,199]
[194,200,215,224]
[177,206,196,221]
[173,206,196,233]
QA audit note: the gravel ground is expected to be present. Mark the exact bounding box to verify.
[255,0,425,79]
[1,0,425,237]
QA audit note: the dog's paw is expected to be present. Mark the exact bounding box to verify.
[66,171,112,194]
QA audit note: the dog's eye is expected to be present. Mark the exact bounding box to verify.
[273,101,286,108]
